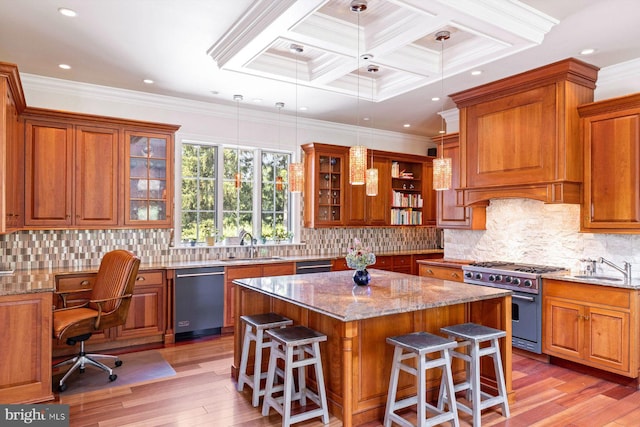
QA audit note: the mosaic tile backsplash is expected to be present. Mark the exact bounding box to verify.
[0,227,440,270]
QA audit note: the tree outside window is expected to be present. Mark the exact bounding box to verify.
[222,148,254,239]
[261,152,291,242]
[181,144,217,243]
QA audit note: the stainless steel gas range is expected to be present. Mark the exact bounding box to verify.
[462,261,567,353]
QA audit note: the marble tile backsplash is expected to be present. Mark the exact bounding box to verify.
[0,226,440,270]
[445,198,640,274]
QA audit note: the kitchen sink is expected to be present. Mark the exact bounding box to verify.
[219,256,283,262]
[570,275,623,282]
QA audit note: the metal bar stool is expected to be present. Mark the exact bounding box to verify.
[262,325,330,427]
[384,332,460,427]
[237,312,293,407]
[439,323,509,427]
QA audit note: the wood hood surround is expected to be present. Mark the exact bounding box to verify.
[450,58,599,207]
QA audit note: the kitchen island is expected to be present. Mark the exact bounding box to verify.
[233,269,513,426]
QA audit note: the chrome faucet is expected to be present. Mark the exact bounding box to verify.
[598,257,632,283]
[239,230,258,258]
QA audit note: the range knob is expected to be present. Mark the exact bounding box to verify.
[505,276,512,283]
[494,274,503,282]
[524,279,533,287]
[474,273,483,280]
[489,275,496,282]
[512,278,521,285]
[464,272,473,279]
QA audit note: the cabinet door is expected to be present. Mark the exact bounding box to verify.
[75,126,119,226]
[436,133,485,229]
[583,113,640,230]
[125,131,173,227]
[225,265,263,327]
[543,297,583,359]
[393,255,412,274]
[117,271,166,339]
[585,306,629,372]
[367,157,390,225]
[419,264,463,282]
[1,80,23,232]
[316,152,345,226]
[25,121,73,226]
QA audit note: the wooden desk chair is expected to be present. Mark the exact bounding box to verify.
[52,249,140,392]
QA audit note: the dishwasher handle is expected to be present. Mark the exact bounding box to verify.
[176,271,225,278]
[296,264,332,271]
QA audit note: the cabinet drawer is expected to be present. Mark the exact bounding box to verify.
[373,255,393,270]
[419,264,463,282]
[544,279,631,309]
[226,265,263,280]
[394,255,412,267]
[135,270,163,286]
[263,262,295,277]
[57,275,97,291]
[332,258,349,271]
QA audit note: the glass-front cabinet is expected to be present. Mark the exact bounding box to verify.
[302,143,346,227]
[125,131,173,226]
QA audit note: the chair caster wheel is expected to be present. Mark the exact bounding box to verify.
[109,374,117,382]
[58,383,67,392]
[79,367,85,373]
[115,360,123,367]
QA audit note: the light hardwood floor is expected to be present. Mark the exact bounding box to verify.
[54,334,640,426]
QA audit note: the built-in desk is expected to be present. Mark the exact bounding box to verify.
[233,269,512,426]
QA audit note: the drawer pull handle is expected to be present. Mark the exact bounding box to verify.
[136,276,146,281]
[426,269,433,274]
[80,280,90,286]
[451,273,459,278]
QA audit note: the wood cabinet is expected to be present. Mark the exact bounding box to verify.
[332,253,439,275]
[578,93,640,232]
[435,133,485,229]
[53,269,167,356]
[0,62,25,233]
[0,291,53,403]
[125,131,173,226]
[419,262,464,282]
[451,58,598,206]
[224,262,295,329]
[22,108,179,229]
[543,279,639,377]
[302,142,434,228]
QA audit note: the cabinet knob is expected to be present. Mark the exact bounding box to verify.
[80,280,90,286]
[136,276,146,281]
[426,269,433,274]
[452,272,459,278]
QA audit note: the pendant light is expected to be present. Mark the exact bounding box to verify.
[275,101,285,191]
[234,94,243,189]
[433,30,452,191]
[365,64,378,196]
[349,0,367,186]
[288,44,304,193]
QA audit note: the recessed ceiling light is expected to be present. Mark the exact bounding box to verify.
[58,7,77,17]
[431,96,440,102]
[210,90,219,95]
[580,48,595,55]
[363,117,370,121]
[471,70,482,76]
[299,106,308,111]
[58,64,71,70]
[143,79,154,84]
[252,98,263,103]
[403,123,411,128]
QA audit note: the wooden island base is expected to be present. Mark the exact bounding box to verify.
[233,273,512,427]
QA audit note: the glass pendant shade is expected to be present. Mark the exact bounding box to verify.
[433,157,452,191]
[366,167,378,196]
[349,145,367,185]
[289,162,304,193]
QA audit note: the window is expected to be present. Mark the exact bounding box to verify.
[178,142,292,245]
[180,144,217,243]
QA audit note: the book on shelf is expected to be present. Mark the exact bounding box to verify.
[390,208,422,225]
[392,191,423,208]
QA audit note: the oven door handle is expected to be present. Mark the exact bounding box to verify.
[512,294,535,302]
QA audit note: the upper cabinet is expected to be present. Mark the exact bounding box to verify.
[22,108,179,229]
[578,93,640,233]
[125,131,173,226]
[0,62,26,234]
[302,142,434,228]
[451,58,599,206]
[435,133,485,229]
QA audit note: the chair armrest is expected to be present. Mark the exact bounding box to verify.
[54,288,92,308]
[90,293,133,329]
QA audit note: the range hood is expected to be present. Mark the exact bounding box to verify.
[450,58,599,206]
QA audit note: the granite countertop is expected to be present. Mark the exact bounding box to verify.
[232,269,511,322]
[0,249,444,296]
[543,272,640,290]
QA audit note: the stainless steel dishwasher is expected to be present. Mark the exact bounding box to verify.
[175,266,225,339]
[295,259,332,274]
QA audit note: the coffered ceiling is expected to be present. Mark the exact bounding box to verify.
[0,0,639,137]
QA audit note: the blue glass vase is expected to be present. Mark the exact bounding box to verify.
[352,269,371,286]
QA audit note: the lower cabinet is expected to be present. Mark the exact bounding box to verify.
[53,269,166,356]
[333,253,443,275]
[224,262,295,329]
[419,262,464,282]
[0,291,52,403]
[543,279,638,377]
